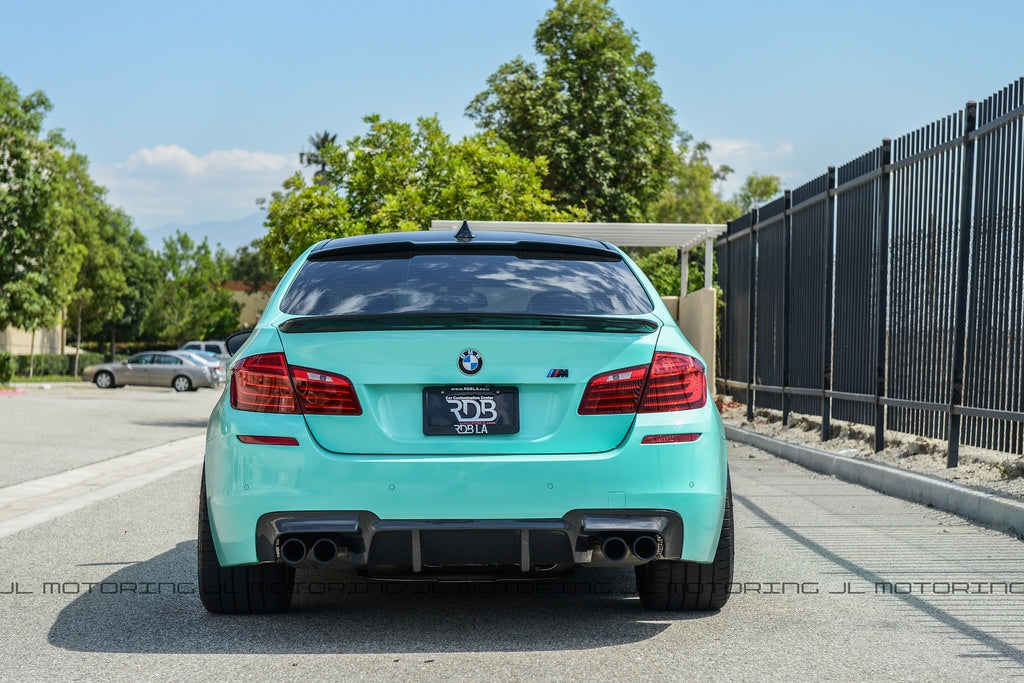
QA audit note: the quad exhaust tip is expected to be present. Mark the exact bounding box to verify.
[311,538,339,564]
[601,536,630,562]
[281,537,340,565]
[600,535,660,563]
[280,538,307,565]
[632,535,659,562]
[285,533,656,566]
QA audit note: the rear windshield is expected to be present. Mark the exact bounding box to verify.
[279,251,653,317]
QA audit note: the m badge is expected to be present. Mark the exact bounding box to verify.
[547,369,569,378]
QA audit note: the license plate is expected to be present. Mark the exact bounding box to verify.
[423,386,519,435]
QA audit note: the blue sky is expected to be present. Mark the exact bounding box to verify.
[3,0,1022,250]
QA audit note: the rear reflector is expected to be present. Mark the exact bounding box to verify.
[231,353,362,415]
[238,435,300,446]
[641,433,701,445]
[579,353,707,415]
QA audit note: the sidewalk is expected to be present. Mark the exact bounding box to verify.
[0,434,205,538]
[726,424,1024,539]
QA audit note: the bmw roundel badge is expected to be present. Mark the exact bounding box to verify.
[458,349,483,375]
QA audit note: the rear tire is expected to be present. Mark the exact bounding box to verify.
[635,475,734,611]
[198,470,294,614]
[173,375,192,392]
[94,371,114,389]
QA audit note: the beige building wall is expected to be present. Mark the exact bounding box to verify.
[0,327,65,355]
[225,281,275,328]
[232,290,272,327]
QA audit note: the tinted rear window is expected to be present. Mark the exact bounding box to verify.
[279,251,653,316]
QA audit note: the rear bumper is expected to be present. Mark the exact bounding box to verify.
[204,398,729,568]
[254,510,683,574]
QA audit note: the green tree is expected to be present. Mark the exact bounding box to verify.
[731,172,782,214]
[467,0,678,221]
[145,232,240,345]
[299,130,336,181]
[652,133,738,225]
[261,116,583,271]
[653,135,781,226]
[0,74,84,372]
[258,172,353,272]
[321,116,584,233]
[228,238,279,295]
[440,128,586,223]
[638,134,733,296]
[637,134,782,296]
[632,242,721,298]
[57,151,130,375]
[100,225,161,359]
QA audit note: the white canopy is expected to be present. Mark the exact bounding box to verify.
[430,220,725,293]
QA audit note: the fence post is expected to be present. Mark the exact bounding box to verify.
[822,167,836,441]
[874,140,892,453]
[947,101,978,468]
[746,207,759,422]
[781,190,793,425]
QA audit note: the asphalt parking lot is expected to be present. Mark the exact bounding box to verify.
[2,384,1023,678]
[0,384,223,486]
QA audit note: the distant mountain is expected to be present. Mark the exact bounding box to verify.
[143,212,267,253]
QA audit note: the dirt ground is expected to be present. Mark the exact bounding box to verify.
[717,398,1024,500]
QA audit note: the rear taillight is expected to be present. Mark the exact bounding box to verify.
[638,353,707,412]
[578,365,648,415]
[290,366,362,415]
[231,353,361,415]
[578,353,706,415]
[232,353,297,413]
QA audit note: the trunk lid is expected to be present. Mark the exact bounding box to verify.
[277,317,661,455]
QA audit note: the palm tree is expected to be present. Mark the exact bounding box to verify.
[299,131,337,183]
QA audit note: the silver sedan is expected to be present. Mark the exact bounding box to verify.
[82,351,219,392]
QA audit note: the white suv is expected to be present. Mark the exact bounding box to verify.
[181,340,230,356]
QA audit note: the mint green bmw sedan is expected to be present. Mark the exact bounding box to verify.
[199,224,732,614]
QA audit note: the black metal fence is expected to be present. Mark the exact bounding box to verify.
[716,77,1024,464]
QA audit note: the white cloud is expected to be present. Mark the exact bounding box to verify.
[706,138,800,199]
[123,145,292,176]
[93,145,300,228]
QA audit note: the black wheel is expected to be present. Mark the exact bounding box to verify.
[635,475,733,611]
[94,371,115,389]
[173,375,192,392]
[198,470,294,614]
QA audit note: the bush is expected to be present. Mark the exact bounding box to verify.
[0,352,15,384]
[73,353,105,374]
[13,353,105,377]
[79,341,169,360]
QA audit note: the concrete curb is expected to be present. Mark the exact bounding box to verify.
[726,424,1024,539]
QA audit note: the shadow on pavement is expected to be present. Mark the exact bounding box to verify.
[49,542,709,654]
